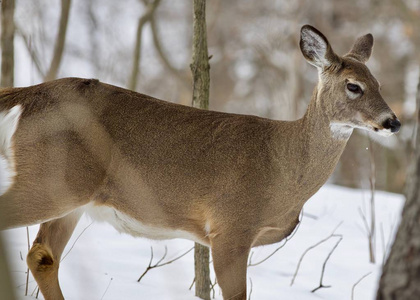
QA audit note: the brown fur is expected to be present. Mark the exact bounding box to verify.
[0,26,399,299]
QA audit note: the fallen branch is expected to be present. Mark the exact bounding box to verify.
[137,246,194,283]
[100,277,113,300]
[351,272,371,300]
[290,221,343,286]
[311,235,343,293]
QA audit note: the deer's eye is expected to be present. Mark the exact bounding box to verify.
[347,83,362,94]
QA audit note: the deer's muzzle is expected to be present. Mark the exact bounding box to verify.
[382,116,401,133]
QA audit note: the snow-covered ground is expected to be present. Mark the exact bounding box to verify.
[2,184,404,300]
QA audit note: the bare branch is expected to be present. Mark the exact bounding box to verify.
[368,137,376,264]
[351,272,371,300]
[128,0,161,91]
[290,221,343,286]
[137,246,194,283]
[15,26,46,78]
[100,277,113,300]
[358,207,371,237]
[150,14,191,91]
[311,235,343,293]
[44,0,72,81]
[210,277,218,299]
[61,221,94,262]
[25,227,30,296]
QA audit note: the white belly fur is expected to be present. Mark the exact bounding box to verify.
[0,105,22,196]
[84,203,202,243]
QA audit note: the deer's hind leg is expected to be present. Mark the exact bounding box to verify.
[27,208,83,300]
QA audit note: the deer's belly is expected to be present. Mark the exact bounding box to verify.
[85,203,202,242]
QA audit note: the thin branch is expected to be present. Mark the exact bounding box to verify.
[351,272,372,300]
[25,227,30,296]
[44,0,72,81]
[61,221,94,262]
[189,277,195,290]
[150,13,191,91]
[311,235,343,293]
[137,246,194,283]
[358,207,371,235]
[210,277,218,299]
[368,136,376,264]
[100,277,113,300]
[15,26,46,78]
[290,221,343,286]
[128,0,161,90]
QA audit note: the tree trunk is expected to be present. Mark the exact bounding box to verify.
[191,0,211,299]
[1,0,15,87]
[376,74,420,299]
[44,0,71,81]
[191,0,210,110]
[0,236,15,300]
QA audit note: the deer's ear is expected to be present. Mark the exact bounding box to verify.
[346,34,374,63]
[300,25,340,70]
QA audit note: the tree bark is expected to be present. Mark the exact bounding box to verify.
[191,0,210,110]
[44,0,71,81]
[0,236,15,300]
[128,0,161,91]
[191,1,211,299]
[1,0,15,87]
[376,74,420,299]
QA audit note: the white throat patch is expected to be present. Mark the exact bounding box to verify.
[329,122,353,140]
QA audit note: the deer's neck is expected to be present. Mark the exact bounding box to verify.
[274,86,352,199]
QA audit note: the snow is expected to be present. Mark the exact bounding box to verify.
[2,184,404,300]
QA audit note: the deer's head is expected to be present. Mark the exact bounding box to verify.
[300,25,400,138]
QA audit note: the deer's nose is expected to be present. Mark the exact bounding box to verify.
[383,117,401,133]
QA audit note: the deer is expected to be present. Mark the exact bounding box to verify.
[0,25,400,300]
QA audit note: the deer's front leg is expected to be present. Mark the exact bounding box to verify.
[211,235,251,300]
[27,209,82,300]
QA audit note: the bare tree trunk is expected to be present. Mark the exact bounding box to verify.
[0,236,16,300]
[376,74,420,299]
[191,0,210,110]
[191,1,211,299]
[44,0,71,81]
[128,0,161,91]
[1,0,15,87]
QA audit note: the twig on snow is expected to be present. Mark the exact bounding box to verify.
[290,221,343,286]
[137,246,194,283]
[351,272,372,300]
[311,235,343,293]
[100,277,113,300]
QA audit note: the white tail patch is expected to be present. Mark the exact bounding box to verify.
[0,105,22,195]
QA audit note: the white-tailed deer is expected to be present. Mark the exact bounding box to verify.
[0,25,400,300]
